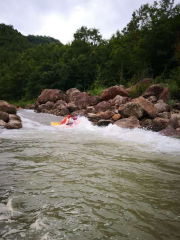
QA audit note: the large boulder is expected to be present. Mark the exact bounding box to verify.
[115,116,140,129]
[160,114,180,137]
[142,84,164,98]
[0,120,6,127]
[120,102,144,119]
[133,96,156,118]
[0,111,9,122]
[140,118,153,130]
[89,96,101,106]
[100,86,128,101]
[74,92,92,110]
[37,89,66,104]
[159,87,171,103]
[0,100,17,114]
[60,107,70,116]
[9,114,21,122]
[66,88,81,103]
[154,100,170,113]
[94,101,111,113]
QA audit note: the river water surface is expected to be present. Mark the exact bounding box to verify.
[0,110,180,240]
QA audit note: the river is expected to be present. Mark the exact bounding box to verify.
[0,109,180,240]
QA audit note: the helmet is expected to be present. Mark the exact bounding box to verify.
[73,117,77,120]
[67,115,71,118]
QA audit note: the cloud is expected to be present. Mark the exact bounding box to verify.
[0,0,179,44]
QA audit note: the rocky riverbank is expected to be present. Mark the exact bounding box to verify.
[26,79,180,137]
[0,100,22,129]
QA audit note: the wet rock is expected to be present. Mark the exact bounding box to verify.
[0,100,17,114]
[0,119,6,127]
[101,85,128,101]
[140,118,153,130]
[5,120,22,129]
[159,87,171,103]
[60,107,70,116]
[98,110,114,119]
[37,101,54,112]
[151,117,169,132]
[94,101,111,113]
[0,111,9,122]
[120,102,144,119]
[97,120,112,127]
[133,96,156,118]
[9,114,21,122]
[155,100,170,113]
[160,114,180,137]
[142,84,164,98]
[115,116,140,129]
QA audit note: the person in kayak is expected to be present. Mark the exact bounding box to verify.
[61,115,77,125]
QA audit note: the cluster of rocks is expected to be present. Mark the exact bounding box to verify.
[0,100,22,129]
[27,79,180,137]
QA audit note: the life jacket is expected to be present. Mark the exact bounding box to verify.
[61,117,70,125]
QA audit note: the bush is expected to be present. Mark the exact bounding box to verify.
[128,83,151,98]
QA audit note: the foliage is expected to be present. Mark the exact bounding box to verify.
[128,82,152,98]
[0,0,180,102]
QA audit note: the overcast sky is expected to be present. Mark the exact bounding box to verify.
[0,0,179,44]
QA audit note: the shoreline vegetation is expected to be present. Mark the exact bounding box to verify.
[0,0,179,104]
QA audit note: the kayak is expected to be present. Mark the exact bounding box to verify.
[51,120,79,128]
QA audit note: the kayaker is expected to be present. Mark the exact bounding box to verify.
[61,115,71,125]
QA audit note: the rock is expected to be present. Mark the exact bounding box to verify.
[147,96,158,104]
[94,101,111,113]
[98,110,114,119]
[74,92,91,109]
[66,88,81,103]
[120,102,144,119]
[0,100,17,114]
[60,107,70,116]
[97,120,112,127]
[87,113,101,123]
[115,116,140,129]
[5,120,22,129]
[126,78,153,93]
[155,100,170,113]
[37,101,54,112]
[66,102,78,112]
[0,111,9,122]
[54,100,67,110]
[37,89,66,104]
[151,117,169,132]
[110,95,129,107]
[140,118,153,130]
[0,119,6,127]
[157,112,171,119]
[142,84,164,98]
[9,114,21,122]
[160,114,180,137]
[159,87,171,103]
[86,106,94,114]
[71,110,86,117]
[112,114,121,121]
[100,85,128,101]
[89,96,101,106]
[133,96,156,118]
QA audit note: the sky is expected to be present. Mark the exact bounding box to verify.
[0,0,179,44]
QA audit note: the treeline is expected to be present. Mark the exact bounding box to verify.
[0,0,180,101]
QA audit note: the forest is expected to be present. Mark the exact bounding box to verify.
[0,0,180,104]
